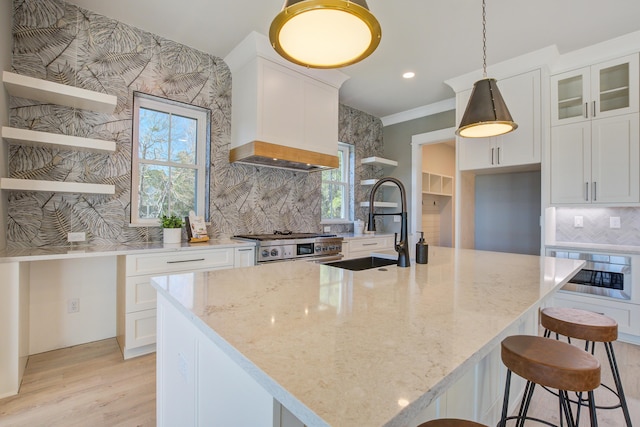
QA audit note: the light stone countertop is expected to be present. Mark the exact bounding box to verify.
[152,246,585,427]
[0,238,255,262]
[546,241,640,255]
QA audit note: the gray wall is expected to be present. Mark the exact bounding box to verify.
[381,110,455,232]
[474,171,541,255]
[6,0,382,248]
[0,0,11,250]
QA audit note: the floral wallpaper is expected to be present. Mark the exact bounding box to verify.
[6,0,384,248]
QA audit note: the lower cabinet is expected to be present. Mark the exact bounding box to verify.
[342,235,394,259]
[116,246,254,359]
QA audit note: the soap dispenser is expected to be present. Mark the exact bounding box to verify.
[416,232,428,264]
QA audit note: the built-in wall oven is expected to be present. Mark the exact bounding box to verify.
[546,249,633,301]
[234,232,343,264]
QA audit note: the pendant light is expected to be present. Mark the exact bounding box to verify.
[456,0,517,138]
[269,0,381,69]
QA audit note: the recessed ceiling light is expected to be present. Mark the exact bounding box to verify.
[402,71,415,79]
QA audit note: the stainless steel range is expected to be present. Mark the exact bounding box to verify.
[233,231,343,263]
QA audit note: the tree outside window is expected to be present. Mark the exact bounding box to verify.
[132,94,209,225]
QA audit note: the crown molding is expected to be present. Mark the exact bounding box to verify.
[381,98,455,127]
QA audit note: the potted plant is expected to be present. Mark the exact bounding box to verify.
[161,214,183,244]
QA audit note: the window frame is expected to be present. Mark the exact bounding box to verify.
[321,142,354,223]
[131,93,210,226]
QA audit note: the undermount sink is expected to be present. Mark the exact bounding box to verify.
[325,256,397,271]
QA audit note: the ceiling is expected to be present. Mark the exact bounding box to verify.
[66,0,640,120]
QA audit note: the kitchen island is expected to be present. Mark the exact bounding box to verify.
[152,246,584,427]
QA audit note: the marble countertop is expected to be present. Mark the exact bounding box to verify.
[546,241,640,255]
[0,238,255,262]
[152,246,585,427]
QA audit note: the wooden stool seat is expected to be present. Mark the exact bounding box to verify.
[541,307,618,342]
[418,419,487,427]
[502,335,601,392]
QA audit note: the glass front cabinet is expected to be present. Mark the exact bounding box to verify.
[551,53,639,126]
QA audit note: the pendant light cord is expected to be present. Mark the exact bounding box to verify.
[482,0,487,78]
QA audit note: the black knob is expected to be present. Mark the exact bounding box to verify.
[262,250,269,257]
[315,245,321,253]
[271,249,278,256]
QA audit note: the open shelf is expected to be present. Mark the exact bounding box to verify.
[360,156,398,167]
[359,201,399,208]
[422,172,453,196]
[360,179,397,187]
[3,71,117,114]
[0,178,115,194]
[2,126,116,153]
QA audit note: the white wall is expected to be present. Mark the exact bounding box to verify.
[29,257,117,354]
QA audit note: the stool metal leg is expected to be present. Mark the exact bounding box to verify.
[587,390,599,427]
[500,370,512,427]
[604,342,633,426]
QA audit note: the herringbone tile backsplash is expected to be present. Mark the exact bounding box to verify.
[555,207,640,246]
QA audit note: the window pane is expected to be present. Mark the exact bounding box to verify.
[170,114,197,164]
[138,108,169,161]
[321,183,345,219]
[138,164,169,219]
[169,167,196,218]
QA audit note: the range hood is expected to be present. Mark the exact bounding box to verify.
[224,32,349,172]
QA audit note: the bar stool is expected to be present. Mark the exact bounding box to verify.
[417,420,487,427]
[541,307,632,426]
[499,335,601,427]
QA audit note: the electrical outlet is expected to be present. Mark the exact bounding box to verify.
[67,298,79,313]
[67,232,86,242]
[610,216,621,229]
[323,226,331,232]
[573,216,583,228]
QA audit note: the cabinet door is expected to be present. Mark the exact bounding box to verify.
[592,53,639,120]
[551,67,590,126]
[591,114,640,204]
[234,247,255,267]
[550,122,591,204]
[304,78,338,154]
[497,70,541,167]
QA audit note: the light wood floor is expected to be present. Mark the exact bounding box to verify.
[0,339,155,427]
[0,337,638,426]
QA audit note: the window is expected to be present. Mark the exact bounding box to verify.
[131,93,209,225]
[321,142,353,222]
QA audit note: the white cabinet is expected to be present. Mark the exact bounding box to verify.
[458,69,541,171]
[550,113,639,204]
[342,236,394,260]
[551,54,639,126]
[117,246,253,359]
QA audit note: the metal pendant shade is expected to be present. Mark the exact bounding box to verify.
[456,0,517,138]
[269,0,381,68]
[457,78,517,138]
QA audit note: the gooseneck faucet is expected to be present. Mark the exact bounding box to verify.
[367,177,410,267]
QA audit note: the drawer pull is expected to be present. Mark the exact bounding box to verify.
[362,243,378,246]
[237,248,253,252]
[166,258,206,264]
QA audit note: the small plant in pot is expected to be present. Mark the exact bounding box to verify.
[161,214,183,244]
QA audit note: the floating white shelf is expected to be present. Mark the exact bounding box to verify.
[0,178,115,194]
[360,179,397,187]
[2,71,117,114]
[359,201,399,208]
[2,126,116,153]
[360,156,398,167]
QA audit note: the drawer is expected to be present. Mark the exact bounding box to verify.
[126,248,234,275]
[126,275,157,313]
[347,236,393,253]
[553,294,640,336]
[125,309,157,349]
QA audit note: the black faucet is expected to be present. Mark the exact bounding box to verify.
[367,177,410,267]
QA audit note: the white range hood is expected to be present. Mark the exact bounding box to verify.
[224,32,349,172]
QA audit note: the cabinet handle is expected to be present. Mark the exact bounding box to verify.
[497,147,501,165]
[592,101,596,118]
[584,102,589,118]
[362,242,378,246]
[593,181,597,201]
[491,148,495,165]
[166,258,206,264]
[585,182,589,201]
[237,248,253,252]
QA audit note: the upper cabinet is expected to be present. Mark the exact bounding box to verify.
[458,69,541,171]
[551,53,639,126]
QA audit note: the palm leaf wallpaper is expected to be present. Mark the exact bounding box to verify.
[7,0,384,248]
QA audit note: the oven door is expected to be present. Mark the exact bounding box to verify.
[303,254,344,264]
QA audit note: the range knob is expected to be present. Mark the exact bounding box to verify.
[315,245,321,253]
[271,248,279,256]
[262,249,269,258]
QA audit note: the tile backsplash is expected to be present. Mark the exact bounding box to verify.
[555,207,640,246]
